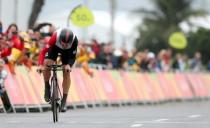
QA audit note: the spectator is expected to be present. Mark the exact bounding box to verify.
[140,50,149,72]
[4,23,19,39]
[147,52,158,72]
[189,52,203,72]
[112,48,123,69]
[158,49,172,72]
[124,48,138,71]
[96,43,112,67]
[2,22,210,73]
[0,33,12,62]
[18,32,33,71]
[133,52,144,72]
[172,53,186,72]
[208,60,210,71]
[0,21,2,33]
[76,42,94,77]
[91,39,100,57]
[33,22,55,37]
[4,23,23,74]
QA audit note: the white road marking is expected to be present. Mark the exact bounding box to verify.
[91,122,106,124]
[64,121,123,124]
[154,118,169,122]
[131,124,144,127]
[188,115,201,118]
[7,121,20,124]
[134,121,208,124]
[65,121,78,124]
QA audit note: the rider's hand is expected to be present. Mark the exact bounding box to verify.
[37,65,44,74]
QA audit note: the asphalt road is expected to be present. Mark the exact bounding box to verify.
[0,101,210,128]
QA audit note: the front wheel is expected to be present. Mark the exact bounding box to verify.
[51,81,59,122]
[52,100,58,122]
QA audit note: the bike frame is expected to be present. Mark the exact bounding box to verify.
[48,65,63,123]
[38,64,68,123]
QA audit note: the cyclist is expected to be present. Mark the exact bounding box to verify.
[38,28,78,112]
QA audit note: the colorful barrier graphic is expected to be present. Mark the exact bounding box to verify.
[1,66,210,108]
[186,73,209,97]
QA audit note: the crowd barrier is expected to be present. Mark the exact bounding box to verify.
[1,66,210,112]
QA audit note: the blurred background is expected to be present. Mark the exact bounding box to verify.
[1,0,210,72]
[1,0,210,127]
[0,0,210,47]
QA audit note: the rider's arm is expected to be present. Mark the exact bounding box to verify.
[38,33,57,65]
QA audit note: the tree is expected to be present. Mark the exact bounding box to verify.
[134,0,206,53]
[186,28,210,64]
[28,0,45,29]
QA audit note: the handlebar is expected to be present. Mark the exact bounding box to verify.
[37,64,71,73]
[47,64,63,69]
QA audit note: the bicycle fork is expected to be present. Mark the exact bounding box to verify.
[51,76,62,104]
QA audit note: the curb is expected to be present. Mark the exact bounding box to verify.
[0,96,210,113]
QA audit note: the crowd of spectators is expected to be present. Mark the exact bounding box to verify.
[0,21,210,75]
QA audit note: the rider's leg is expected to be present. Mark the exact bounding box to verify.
[60,43,77,111]
[61,64,71,111]
[43,59,54,102]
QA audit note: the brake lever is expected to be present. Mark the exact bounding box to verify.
[36,69,43,74]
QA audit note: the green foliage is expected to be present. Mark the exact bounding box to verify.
[135,0,206,54]
[186,28,210,64]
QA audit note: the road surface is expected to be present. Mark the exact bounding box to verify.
[0,101,210,128]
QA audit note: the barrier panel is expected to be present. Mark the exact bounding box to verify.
[186,73,209,97]
[4,66,26,106]
[15,66,40,106]
[98,70,122,102]
[126,72,147,100]
[2,66,210,109]
[72,69,99,102]
[110,71,129,101]
[120,71,142,101]
[143,73,165,101]
[157,73,177,99]
[173,73,193,98]
[28,67,46,104]
[199,74,210,95]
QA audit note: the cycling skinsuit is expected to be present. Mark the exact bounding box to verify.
[38,29,78,67]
